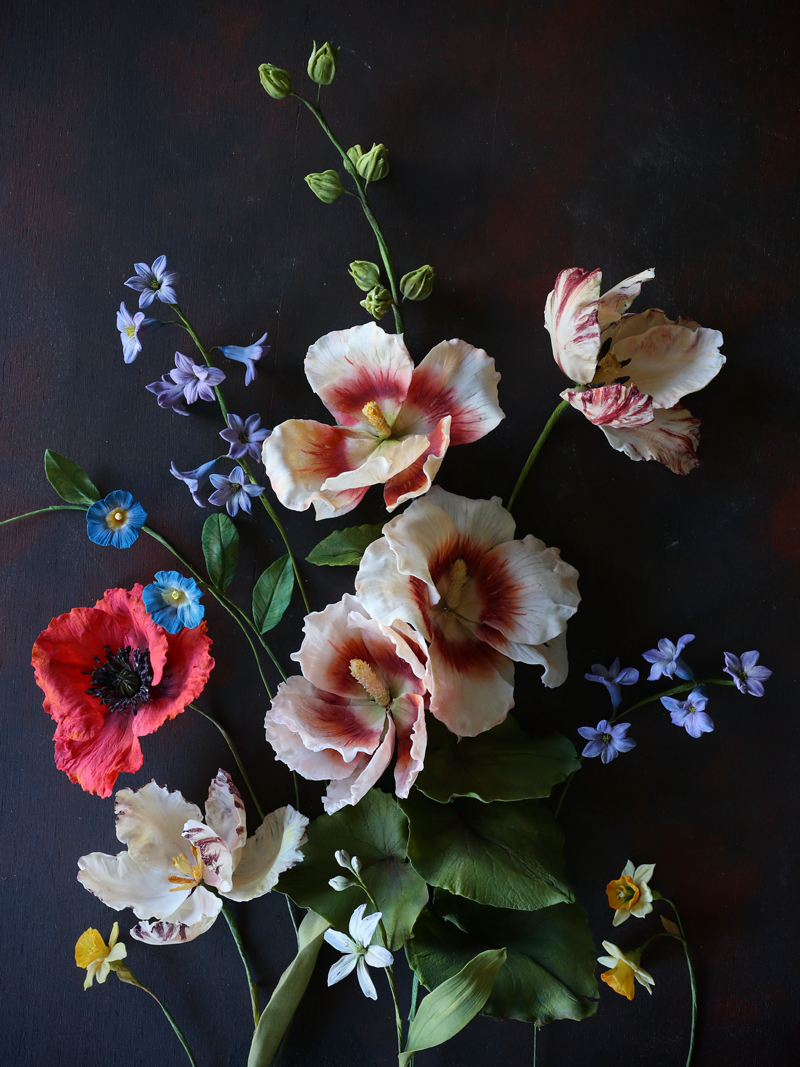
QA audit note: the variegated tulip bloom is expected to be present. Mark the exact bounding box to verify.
[265,594,427,814]
[77,772,307,944]
[262,322,504,519]
[545,267,725,473]
[355,488,580,737]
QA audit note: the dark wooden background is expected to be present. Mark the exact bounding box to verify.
[2,1,799,1064]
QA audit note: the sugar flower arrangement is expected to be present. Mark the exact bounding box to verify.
[2,41,771,1067]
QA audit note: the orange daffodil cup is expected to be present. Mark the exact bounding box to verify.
[262,322,504,519]
[545,267,725,473]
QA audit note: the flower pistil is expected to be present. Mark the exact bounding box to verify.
[85,645,153,713]
[362,401,392,437]
[167,845,205,891]
[349,658,391,707]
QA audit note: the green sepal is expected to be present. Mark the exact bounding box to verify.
[201,513,239,590]
[252,554,294,633]
[306,523,384,566]
[44,450,100,506]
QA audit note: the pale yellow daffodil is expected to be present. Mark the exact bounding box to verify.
[597,940,655,1001]
[75,922,128,990]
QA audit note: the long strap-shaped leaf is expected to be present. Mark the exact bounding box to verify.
[399,947,507,1065]
[247,910,330,1067]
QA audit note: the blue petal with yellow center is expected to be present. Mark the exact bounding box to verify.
[86,490,148,548]
[142,570,205,633]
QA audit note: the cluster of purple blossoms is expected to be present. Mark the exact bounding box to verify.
[146,352,226,415]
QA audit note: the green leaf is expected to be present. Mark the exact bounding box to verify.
[247,911,330,1067]
[416,717,581,804]
[399,791,572,912]
[277,790,428,950]
[252,555,294,633]
[201,513,239,590]
[44,450,100,506]
[407,891,599,1026]
[306,523,384,566]
[399,947,506,1065]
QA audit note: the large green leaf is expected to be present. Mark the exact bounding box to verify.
[277,790,428,950]
[399,791,572,911]
[306,523,384,566]
[252,554,294,632]
[407,891,598,1026]
[44,450,100,506]
[247,911,330,1067]
[399,947,506,1065]
[201,513,239,590]
[416,717,581,804]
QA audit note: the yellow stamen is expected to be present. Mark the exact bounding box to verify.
[171,590,181,601]
[444,559,468,611]
[125,325,136,338]
[349,658,391,706]
[167,845,204,891]
[362,401,392,437]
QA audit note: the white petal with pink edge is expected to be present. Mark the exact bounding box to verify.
[265,711,356,781]
[322,720,397,814]
[544,267,602,384]
[392,339,504,445]
[424,486,516,551]
[383,417,451,511]
[131,885,222,945]
[305,323,413,430]
[612,323,725,409]
[267,675,387,762]
[114,781,202,872]
[181,820,234,893]
[600,404,701,474]
[77,847,188,920]
[390,693,427,797]
[562,384,654,428]
[355,537,431,638]
[597,268,655,327]
[225,805,308,902]
[379,497,457,599]
[204,769,247,859]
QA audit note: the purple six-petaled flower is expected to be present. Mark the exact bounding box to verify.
[124,255,179,308]
[116,302,164,363]
[585,657,639,709]
[219,414,271,463]
[642,634,695,682]
[208,466,265,517]
[170,459,220,507]
[723,651,772,696]
[146,352,226,414]
[218,332,269,386]
[661,687,714,737]
[577,720,636,764]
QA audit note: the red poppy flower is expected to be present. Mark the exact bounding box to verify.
[32,585,214,797]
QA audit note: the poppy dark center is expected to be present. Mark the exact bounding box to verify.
[86,645,154,712]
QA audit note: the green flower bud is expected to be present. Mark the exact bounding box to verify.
[307,41,339,85]
[360,285,393,320]
[400,264,435,301]
[304,169,344,203]
[355,143,389,183]
[258,63,292,100]
[348,260,381,292]
[346,144,364,166]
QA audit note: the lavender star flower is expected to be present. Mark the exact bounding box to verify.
[170,459,219,506]
[642,634,695,682]
[116,302,165,363]
[220,414,271,462]
[219,332,269,386]
[723,651,772,696]
[577,720,636,764]
[146,375,189,415]
[585,658,639,709]
[170,351,226,404]
[661,687,714,737]
[208,466,265,516]
[124,255,179,308]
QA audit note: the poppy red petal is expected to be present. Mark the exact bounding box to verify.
[54,712,143,798]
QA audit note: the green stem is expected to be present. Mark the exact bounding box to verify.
[190,703,265,819]
[291,93,405,334]
[553,766,580,820]
[221,901,261,1028]
[0,504,86,526]
[173,304,311,613]
[119,971,198,1067]
[659,899,697,1067]
[507,400,569,512]
[354,875,403,1055]
[610,678,735,724]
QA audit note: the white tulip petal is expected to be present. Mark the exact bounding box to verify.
[612,323,725,410]
[544,267,602,384]
[597,268,655,327]
[114,781,201,870]
[225,805,308,902]
[204,769,247,861]
[181,820,234,894]
[600,404,701,474]
[78,848,186,920]
[131,885,222,945]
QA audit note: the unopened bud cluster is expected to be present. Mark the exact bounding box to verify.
[348,143,389,183]
[361,285,393,320]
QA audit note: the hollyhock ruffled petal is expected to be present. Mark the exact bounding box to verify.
[204,769,247,858]
[562,384,654,428]
[265,711,357,782]
[226,805,308,902]
[482,627,570,688]
[600,405,701,474]
[131,886,223,945]
[383,417,451,511]
[544,268,602,384]
[597,268,655,327]
[268,676,388,763]
[391,692,427,797]
[391,339,504,445]
[607,322,725,410]
[354,536,432,637]
[322,721,397,815]
[321,434,434,494]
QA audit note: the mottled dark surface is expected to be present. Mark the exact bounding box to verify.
[2,1,799,1064]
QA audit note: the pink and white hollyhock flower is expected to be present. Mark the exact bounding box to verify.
[262,322,504,519]
[77,771,307,945]
[265,594,428,814]
[354,487,580,737]
[544,267,725,474]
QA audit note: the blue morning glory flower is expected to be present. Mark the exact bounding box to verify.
[585,658,639,709]
[86,491,148,548]
[661,688,714,737]
[208,466,264,516]
[219,414,271,462]
[219,332,269,386]
[723,651,772,696]
[124,255,179,309]
[577,719,636,764]
[142,571,205,633]
[170,459,220,507]
[642,634,695,682]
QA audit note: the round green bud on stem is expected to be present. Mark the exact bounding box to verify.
[258,63,292,100]
[400,264,435,301]
[355,143,389,183]
[346,144,364,166]
[305,170,344,203]
[349,260,381,292]
[360,285,393,320]
[307,41,339,85]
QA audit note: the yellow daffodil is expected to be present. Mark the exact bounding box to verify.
[597,941,655,1001]
[75,922,128,990]
[606,860,655,926]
